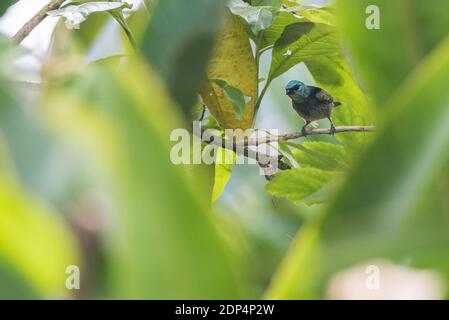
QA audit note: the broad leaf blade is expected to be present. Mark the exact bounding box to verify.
[228,0,279,37]
[291,141,347,171]
[266,167,334,203]
[211,79,248,120]
[212,147,236,202]
[47,2,132,30]
[0,0,16,16]
[305,56,373,149]
[200,13,257,129]
[0,178,80,297]
[45,60,242,298]
[337,0,449,105]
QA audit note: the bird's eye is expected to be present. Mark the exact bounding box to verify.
[292,85,300,90]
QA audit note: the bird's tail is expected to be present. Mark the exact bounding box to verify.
[334,101,342,107]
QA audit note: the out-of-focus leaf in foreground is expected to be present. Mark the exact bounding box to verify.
[0,177,80,297]
[142,0,226,115]
[267,167,334,203]
[268,35,449,298]
[44,61,241,298]
[337,0,449,105]
[212,147,236,202]
[228,0,279,38]
[200,13,257,129]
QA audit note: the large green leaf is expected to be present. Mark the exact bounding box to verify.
[266,167,334,203]
[47,2,132,30]
[0,178,80,297]
[212,147,236,202]
[142,0,226,115]
[228,0,279,38]
[211,79,248,120]
[322,35,449,264]
[44,60,241,298]
[0,0,16,16]
[337,0,449,105]
[268,22,338,82]
[269,35,449,298]
[200,13,257,129]
[291,141,348,171]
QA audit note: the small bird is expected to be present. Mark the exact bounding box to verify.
[285,80,341,135]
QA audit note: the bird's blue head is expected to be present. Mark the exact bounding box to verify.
[285,80,310,98]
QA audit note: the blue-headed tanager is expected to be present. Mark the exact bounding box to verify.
[285,80,341,135]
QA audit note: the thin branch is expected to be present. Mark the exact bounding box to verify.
[238,125,375,146]
[11,0,65,46]
[195,125,374,179]
[195,130,291,180]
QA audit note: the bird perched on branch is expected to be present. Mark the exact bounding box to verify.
[285,80,341,135]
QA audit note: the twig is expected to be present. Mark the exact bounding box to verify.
[195,130,291,180]
[195,125,374,179]
[238,125,375,146]
[11,0,65,46]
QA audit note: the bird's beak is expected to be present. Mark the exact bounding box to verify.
[286,89,293,95]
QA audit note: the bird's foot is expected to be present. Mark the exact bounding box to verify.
[301,127,308,137]
[329,124,336,136]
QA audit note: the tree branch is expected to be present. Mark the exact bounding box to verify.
[196,125,374,179]
[238,125,375,146]
[11,0,65,46]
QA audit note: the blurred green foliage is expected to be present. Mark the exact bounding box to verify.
[0,0,448,300]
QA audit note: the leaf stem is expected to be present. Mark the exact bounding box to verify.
[254,78,271,113]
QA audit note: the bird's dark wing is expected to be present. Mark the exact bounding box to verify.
[310,86,333,103]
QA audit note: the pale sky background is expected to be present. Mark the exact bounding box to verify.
[0,0,143,80]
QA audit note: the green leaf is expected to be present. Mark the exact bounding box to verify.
[0,178,80,297]
[321,35,449,266]
[264,216,322,299]
[291,141,348,171]
[252,0,283,7]
[45,60,241,298]
[200,13,257,129]
[212,147,236,202]
[337,0,449,106]
[268,22,338,82]
[228,0,279,37]
[266,167,334,203]
[305,55,373,149]
[211,79,248,120]
[270,34,449,298]
[296,7,335,26]
[47,1,133,30]
[142,0,226,115]
[259,11,302,50]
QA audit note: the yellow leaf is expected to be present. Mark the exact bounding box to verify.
[200,12,257,129]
